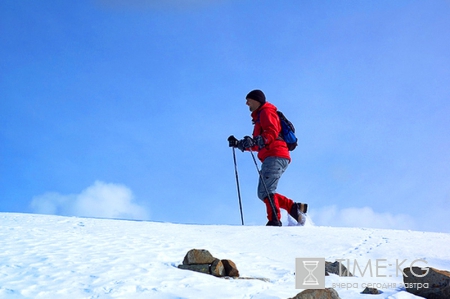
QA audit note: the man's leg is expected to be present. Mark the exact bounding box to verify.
[276,193,294,212]
[276,194,307,213]
[263,195,280,223]
[257,157,289,223]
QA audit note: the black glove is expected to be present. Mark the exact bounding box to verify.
[237,136,255,152]
[228,135,239,148]
[254,135,265,149]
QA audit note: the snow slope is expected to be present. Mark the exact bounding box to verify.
[0,213,449,299]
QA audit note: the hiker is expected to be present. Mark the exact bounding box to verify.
[228,89,308,226]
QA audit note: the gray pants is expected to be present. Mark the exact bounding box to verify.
[257,157,289,201]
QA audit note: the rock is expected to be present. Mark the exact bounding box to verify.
[403,267,450,299]
[211,259,226,277]
[289,288,341,299]
[182,249,216,265]
[222,259,240,277]
[178,249,242,279]
[361,287,381,294]
[178,264,210,274]
[325,261,353,277]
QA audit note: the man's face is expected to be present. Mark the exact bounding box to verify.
[246,98,261,112]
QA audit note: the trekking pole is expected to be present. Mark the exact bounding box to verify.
[231,146,245,225]
[249,150,279,224]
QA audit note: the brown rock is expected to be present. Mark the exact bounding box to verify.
[325,261,353,277]
[178,264,210,274]
[222,259,239,277]
[403,267,450,299]
[211,259,226,277]
[289,288,341,299]
[361,287,381,294]
[182,249,216,265]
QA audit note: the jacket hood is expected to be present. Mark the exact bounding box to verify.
[251,102,277,119]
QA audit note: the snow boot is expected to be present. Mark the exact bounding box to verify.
[266,219,282,226]
[289,202,308,226]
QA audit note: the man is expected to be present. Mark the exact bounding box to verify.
[229,89,308,226]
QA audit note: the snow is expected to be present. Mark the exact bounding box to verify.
[0,213,449,299]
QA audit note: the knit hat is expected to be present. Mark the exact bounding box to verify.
[246,89,266,104]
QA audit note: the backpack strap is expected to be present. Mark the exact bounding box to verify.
[276,111,284,141]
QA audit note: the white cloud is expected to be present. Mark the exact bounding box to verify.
[30,181,149,220]
[310,205,417,231]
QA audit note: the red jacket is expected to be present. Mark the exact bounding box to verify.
[251,102,291,162]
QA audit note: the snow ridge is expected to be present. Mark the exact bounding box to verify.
[0,213,449,298]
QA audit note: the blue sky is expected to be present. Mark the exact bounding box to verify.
[1,0,449,232]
